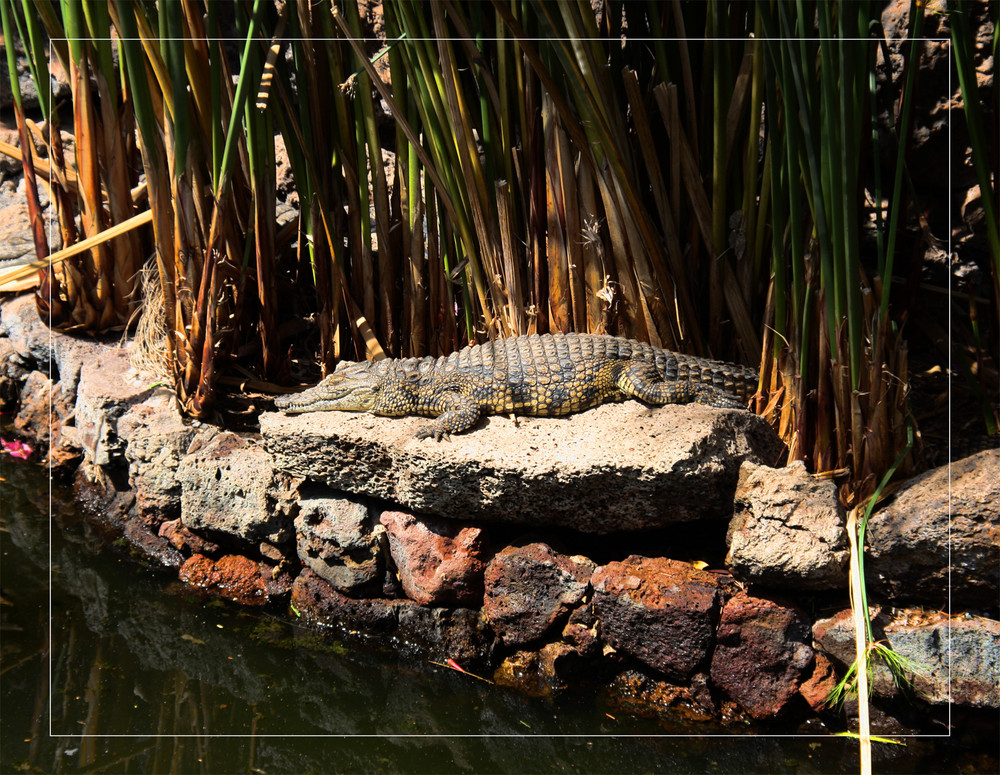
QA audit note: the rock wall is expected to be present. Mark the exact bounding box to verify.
[2,292,998,731]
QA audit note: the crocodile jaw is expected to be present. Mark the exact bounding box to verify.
[274,376,377,414]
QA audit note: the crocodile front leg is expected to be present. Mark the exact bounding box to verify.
[414,389,483,440]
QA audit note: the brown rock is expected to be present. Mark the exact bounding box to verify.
[379,510,486,606]
[866,449,999,607]
[562,604,602,659]
[483,542,596,646]
[709,592,814,719]
[591,556,720,680]
[602,669,719,724]
[158,518,220,555]
[798,652,839,713]
[291,569,398,632]
[492,642,583,699]
[178,554,269,605]
[290,570,490,665]
[123,519,184,568]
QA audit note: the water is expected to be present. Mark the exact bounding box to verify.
[1,456,994,774]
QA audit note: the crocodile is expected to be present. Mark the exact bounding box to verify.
[274,332,759,439]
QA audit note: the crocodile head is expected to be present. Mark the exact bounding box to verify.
[274,373,380,414]
[275,368,420,417]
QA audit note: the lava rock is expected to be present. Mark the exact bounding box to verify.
[118,392,201,521]
[602,669,719,724]
[179,554,270,605]
[73,346,153,472]
[798,652,840,713]
[379,510,486,606]
[591,556,721,680]
[483,542,596,647]
[158,518,220,555]
[708,592,814,719]
[813,607,1000,709]
[178,431,291,545]
[13,369,79,469]
[492,642,584,699]
[290,569,489,665]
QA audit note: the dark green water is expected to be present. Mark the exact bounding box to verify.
[1,457,994,774]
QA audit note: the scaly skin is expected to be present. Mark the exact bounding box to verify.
[274,332,759,439]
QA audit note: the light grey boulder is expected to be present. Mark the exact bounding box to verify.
[118,391,202,519]
[73,346,156,471]
[725,460,849,591]
[865,449,999,608]
[814,607,1000,709]
[0,293,103,394]
[178,431,292,545]
[260,402,784,534]
[294,491,385,595]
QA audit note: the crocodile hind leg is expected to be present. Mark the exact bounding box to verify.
[616,360,746,410]
[414,390,483,440]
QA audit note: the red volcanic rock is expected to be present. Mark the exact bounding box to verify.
[159,518,220,555]
[798,652,839,713]
[561,603,602,659]
[179,554,269,605]
[591,556,721,680]
[291,568,400,632]
[291,570,492,665]
[709,592,814,719]
[379,511,486,606]
[483,542,596,646]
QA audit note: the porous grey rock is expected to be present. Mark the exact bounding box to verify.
[178,431,291,545]
[0,293,103,394]
[118,392,202,520]
[0,204,36,263]
[294,492,385,595]
[591,556,721,680]
[260,401,784,533]
[725,460,849,590]
[0,335,27,406]
[73,346,154,471]
[813,607,1000,709]
[866,449,999,607]
[708,592,814,719]
[483,542,596,647]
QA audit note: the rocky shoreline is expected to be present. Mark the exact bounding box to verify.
[2,291,997,732]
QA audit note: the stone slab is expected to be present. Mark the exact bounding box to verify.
[260,402,784,533]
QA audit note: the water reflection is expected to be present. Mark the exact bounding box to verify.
[2,458,993,774]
